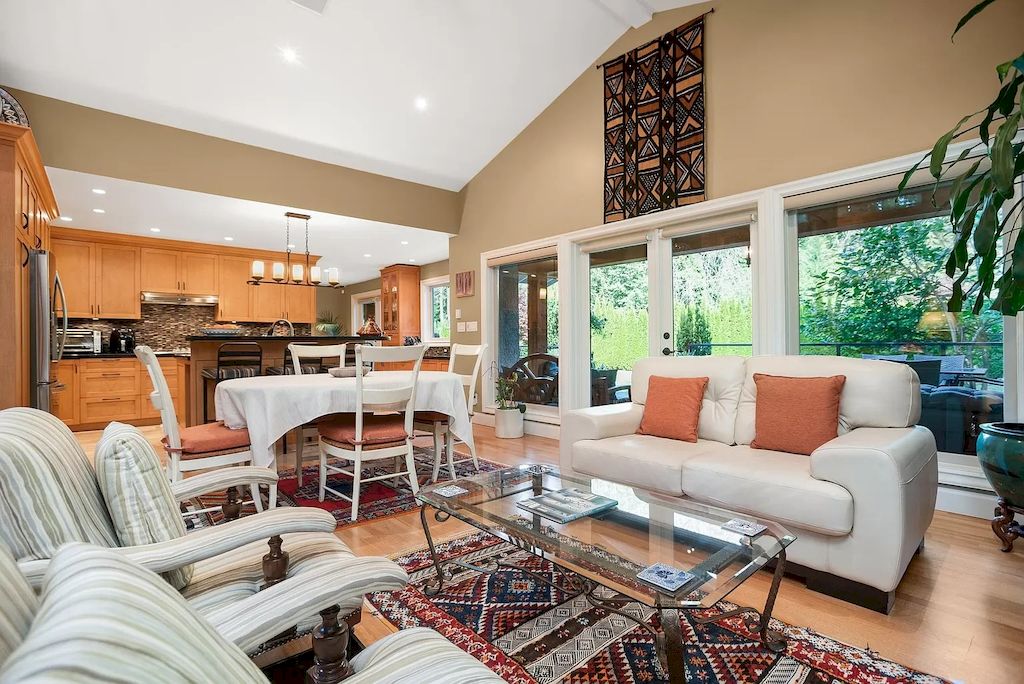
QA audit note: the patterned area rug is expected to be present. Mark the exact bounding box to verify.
[185,447,503,528]
[368,533,947,684]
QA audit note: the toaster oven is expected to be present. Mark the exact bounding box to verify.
[59,328,102,355]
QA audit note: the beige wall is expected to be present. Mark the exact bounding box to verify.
[450,0,1024,346]
[316,259,450,332]
[7,88,462,234]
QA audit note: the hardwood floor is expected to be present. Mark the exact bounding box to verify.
[75,425,1023,682]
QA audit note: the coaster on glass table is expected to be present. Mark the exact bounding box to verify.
[433,484,469,498]
[722,518,767,537]
[636,563,694,593]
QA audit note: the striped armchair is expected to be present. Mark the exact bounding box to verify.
[0,408,408,656]
[0,543,503,683]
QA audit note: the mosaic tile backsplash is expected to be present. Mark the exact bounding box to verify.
[70,304,311,352]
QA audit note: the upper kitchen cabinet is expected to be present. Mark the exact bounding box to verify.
[252,282,286,322]
[216,255,253,321]
[1,122,59,409]
[141,248,218,295]
[51,238,140,319]
[50,239,94,318]
[285,284,316,324]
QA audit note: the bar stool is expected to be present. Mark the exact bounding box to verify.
[201,342,263,424]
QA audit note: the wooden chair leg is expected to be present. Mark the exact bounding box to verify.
[222,486,242,520]
[306,605,353,684]
[431,423,443,483]
[405,445,420,496]
[294,427,304,486]
[268,482,278,509]
[445,426,456,481]
[250,483,264,513]
[318,442,328,503]
[350,457,362,523]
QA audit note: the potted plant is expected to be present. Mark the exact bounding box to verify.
[905,0,1023,549]
[314,312,343,337]
[494,371,526,439]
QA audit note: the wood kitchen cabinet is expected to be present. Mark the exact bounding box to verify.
[252,282,286,322]
[285,284,316,324]
[51,238,140,319]
[3,122,59,410]
[216,255,254,321]
[380,264,420,344]
[51,361,79,426]
[142,248,218,295]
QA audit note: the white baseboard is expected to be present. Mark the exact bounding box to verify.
[472,413,560,439]
[937,484,997,519]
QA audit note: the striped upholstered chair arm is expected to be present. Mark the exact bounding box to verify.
[169,466,279,502]
[348,628,505,683]
[17,507,338,588]
[204,555,409,654]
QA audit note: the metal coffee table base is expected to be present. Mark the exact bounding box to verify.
[418,504,788,684]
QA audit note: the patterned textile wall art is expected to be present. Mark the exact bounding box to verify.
[603,15,706,223]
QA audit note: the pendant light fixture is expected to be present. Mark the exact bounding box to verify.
[248,212,343,289]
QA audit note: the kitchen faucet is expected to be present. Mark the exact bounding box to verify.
[266,318,294,336]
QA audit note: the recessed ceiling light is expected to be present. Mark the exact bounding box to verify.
[92,208,105,214]
[149,227,161,233]
[59,216,73,222]
[363,253,371,258]
[91,188,106,195]
[408,258,416,263]
[287,243,296,250]
[223,236,234,242]
[400,240,409,245]
[279,46,300,64]
[414,96,428,111]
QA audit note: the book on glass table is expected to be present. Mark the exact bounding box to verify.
[516,487,618,524]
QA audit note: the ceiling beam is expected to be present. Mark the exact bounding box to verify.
[592,0,655,29]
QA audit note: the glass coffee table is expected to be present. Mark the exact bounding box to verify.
[416,464,796,684]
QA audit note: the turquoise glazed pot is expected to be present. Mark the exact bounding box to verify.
[977,423,1024,506]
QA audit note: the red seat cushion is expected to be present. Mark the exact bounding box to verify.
[414,410,450,423]
[318,414,409,448]
[163,421,251,457]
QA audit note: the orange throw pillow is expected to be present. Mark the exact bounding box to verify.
[637,376,709,442]
[750,373,846,455]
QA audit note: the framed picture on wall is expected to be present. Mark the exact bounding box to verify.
[455,270,475,298]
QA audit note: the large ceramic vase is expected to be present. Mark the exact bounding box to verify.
[977,422,1024,552]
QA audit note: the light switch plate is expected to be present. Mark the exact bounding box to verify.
[466,321,478,332]
[455,308,462,319]
[456,322,467,333]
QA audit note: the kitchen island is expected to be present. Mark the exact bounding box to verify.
[187,334,385,426]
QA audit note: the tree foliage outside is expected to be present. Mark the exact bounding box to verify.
[799,218,1004,377]
[431,284,450,339]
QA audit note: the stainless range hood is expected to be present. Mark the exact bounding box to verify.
[141,292,219,306]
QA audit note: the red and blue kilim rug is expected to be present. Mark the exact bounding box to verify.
[368,533,948,684]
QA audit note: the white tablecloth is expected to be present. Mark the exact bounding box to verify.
[214,371,474,467]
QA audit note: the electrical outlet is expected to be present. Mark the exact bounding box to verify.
[456,322,467,333]
[467,321,478,332]
[455,308,462,319]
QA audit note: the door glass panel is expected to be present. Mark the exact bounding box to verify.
[794,184,1005,456]
[496,256,559,407]
[671,226,752,357]
[590,244,648,406]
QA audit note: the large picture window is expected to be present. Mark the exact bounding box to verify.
[590,243,648,406]
[495,254,559,407]
[426,282,450,340]
[794,184,1004,456]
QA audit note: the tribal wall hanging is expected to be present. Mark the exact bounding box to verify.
[603,14,706,223]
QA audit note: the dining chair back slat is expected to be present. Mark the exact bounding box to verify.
[136,346,182,450]
[355,345,426,441]
[288,343,348,375]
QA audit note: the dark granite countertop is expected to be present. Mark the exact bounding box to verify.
[60,351,191,359]
[187,334,387,342]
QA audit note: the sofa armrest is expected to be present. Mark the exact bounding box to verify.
[560,403,644,475]
[809,426,938,592]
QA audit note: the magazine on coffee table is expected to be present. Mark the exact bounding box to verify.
[516,487,618,524]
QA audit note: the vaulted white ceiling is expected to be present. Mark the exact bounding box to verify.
[0,0,700,191]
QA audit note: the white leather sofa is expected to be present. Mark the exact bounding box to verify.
[561,355,938,613]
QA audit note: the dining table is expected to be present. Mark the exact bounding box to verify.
[214,370,474,468]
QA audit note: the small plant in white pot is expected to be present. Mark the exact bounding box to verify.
[494,372,526,439]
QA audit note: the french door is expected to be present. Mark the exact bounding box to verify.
[583,218,755,407]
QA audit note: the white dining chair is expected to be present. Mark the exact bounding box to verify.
[135,345,270,516]
[285,343,348,486]
[317,344,426,521]
[414,343,486,482]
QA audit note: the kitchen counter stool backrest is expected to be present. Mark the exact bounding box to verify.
[288,343,348,375]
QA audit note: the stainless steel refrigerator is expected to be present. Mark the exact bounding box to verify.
[28,250,67,411]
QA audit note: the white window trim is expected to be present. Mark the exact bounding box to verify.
[420,275,451,343]
[349,289,380,336]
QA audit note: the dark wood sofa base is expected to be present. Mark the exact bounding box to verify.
[782,561,895,614]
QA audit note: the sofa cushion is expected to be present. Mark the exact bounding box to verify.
[631,356,745,444]
[681,445,854,536]
[572,435,721,496]
[637,376,708,442]
[750,373,845,455]
[735,356,920,445]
